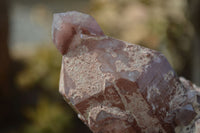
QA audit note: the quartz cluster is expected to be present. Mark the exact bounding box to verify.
[52,11,200,133]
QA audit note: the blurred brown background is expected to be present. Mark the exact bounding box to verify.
[0,0,199,133]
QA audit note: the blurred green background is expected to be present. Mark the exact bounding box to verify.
[0,0,200,133]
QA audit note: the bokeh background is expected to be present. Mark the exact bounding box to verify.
[0,0,200,133]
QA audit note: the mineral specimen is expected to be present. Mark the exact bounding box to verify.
[52,11,200,133]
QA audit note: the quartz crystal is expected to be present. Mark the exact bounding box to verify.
[52,11,200,133]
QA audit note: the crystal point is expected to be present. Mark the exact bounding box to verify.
[52,11,104,55]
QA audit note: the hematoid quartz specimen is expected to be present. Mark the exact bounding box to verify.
[52,11,200,133]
